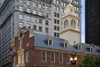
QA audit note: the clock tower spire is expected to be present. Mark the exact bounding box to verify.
[59,3,81,45]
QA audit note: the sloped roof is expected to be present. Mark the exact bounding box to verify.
[34,33,100,56]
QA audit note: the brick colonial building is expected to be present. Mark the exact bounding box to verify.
[11,27,100,67]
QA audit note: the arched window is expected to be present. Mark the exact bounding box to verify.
[64,20,68,28]
[71,19,76,28]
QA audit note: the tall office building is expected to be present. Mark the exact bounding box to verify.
[0,0,81,67]
[0,0,5,7]
[85,0,100,46]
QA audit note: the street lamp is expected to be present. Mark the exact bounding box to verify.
[70,53,77,66]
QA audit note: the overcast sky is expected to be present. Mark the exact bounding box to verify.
[81,0,85,43]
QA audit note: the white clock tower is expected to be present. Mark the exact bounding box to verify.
[59,2,81,45]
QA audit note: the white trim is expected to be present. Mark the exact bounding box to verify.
[78,45,82,50]
[26,52,29,63]
[64,43,68,48]
[59,54,63,63]
[50,53,55,63]
[90,47,93,52]
[41,51,47,62]
[67,55,71,64]
[48,39,53,46]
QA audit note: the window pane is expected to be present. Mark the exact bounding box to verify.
[51,53,54,62]
[42,52,46,61]
[39,19,42,24]
[39,26,42,31]
[33,25,37,30]
[19,22,23,28]
[67,55,70,63]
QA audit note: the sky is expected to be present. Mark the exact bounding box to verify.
[81,0,85,43]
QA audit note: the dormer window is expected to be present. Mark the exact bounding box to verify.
[44,37,53,46]
[78,45,81,50]
[49,40,52,45]
[90,48,93,52]
[64,43,68,48]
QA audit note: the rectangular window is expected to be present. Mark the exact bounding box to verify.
[20,41,23,49]
[42,52,46,62]
[19,6,23,11]
[39,19,42,24]
[57,26,59,31]
[54,19,56,24]
[27,0,30,5]
[81,57,84,64]
[19,22,24,28]
[45,6,48,10]
[33,25,37,30]
[67,55,70,63]
[57,33,59,37]
[49,40,52,45]
[57,7,59,11]
[57,20,59,24]
[26,52,29,63]
[57,0,59,4]
[59,54,63,63]
[19,0,23,3]
[54,6,56,10]
[27,24,31,29]
[27,9,31,13]
[65,43,67,48]
[20,55,22,63]
[54,32,56,37]
[54,26,56,30]
[33,18,37,22]
[54,0,56,3]
[45,28,49,33]
[61,2,64,6]
[39,12,42,16]
[14,57,17,65]
[19,14,23,19]
[45,20,49,25]
[33,10,36,14]
[27,16,31,21]
[39,26,42,32]
[45,13,48,18]
[79,45,81,50]
[54,12,56,17]
[64,3,66,7]
[57,13,59,18]
[33,2,36,7]
[51,53,55,62]
[39,4,42,9]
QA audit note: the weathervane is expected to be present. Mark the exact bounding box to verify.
[12,38,15,46]
[31,28,34,36]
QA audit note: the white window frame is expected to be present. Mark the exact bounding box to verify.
[67,55,70,64]
[33,2,36,7]
[78,45,82,50]
[19,6,23,11]
[26,52,29,63]
[48,39,53,46]
[51,53,55,63]
[19,14,23,19]
[14,56,16,65]
[27,0,30,5]
[59,54,63,63]
[27,16,31,21]
[41,52,47,62]
[39,4,41,8]
[33,10,36,14]
[33,18,37,22]
[27,8,31,13]
[38,12,42,16]
[19,0,23,3]
[90,47,93,52]
[64,43,68,48]
[19,22,24,28]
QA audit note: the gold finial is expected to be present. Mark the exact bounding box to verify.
[12,38,15,45]
[31,28,34,35]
